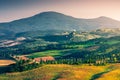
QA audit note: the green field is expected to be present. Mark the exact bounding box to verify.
[0,64,120,80]
[28,38,120,58]
[28,50,66,58]
[103,41,120,45]
[0,36,120,80]
[27,49,82,58]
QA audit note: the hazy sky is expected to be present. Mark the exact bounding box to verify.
[0,0,120,22]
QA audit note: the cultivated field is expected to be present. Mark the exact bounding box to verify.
[0,60,15,66]
[0,64,120,80]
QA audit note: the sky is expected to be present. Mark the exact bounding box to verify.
[0,0,120,22]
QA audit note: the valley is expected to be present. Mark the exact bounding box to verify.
[0,29,120,80]
[0,12,120,80]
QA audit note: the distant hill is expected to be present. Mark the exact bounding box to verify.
[0,11,120,34]
[15,28,120,42]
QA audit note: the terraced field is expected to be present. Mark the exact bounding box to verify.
[0,64,120,80]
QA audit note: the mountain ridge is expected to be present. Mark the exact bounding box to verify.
[1,12,119,23]
[0,11,120,34]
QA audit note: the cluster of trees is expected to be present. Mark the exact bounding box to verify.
[0,60,42,73]
[1,50,120,73]
[0,36,120,73]
[0,39,92,58]
[1,35,119,59]
[9,60,42,72]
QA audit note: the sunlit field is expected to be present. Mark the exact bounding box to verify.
[0,64,120,80]
[0,60,15,66]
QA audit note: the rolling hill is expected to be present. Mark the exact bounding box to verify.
[0,64,120,80]
[0,11,120,34]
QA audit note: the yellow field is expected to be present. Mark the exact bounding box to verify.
[0,64,120,80]
[97,64,120,80]
[0,60,15,66]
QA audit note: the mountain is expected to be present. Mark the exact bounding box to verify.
[0,11,120,35]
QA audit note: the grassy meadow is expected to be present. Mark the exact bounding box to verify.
[0,64,120,80]
[27,50,66,58]
[27,49,83,58]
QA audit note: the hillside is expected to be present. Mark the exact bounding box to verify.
[0,35,120,63]
[0,11,120,35]
[0,28,119,48]
[0,32,120,80]
[0,64,120,80]
[0,12,120,79]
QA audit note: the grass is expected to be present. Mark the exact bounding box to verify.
[27,49,82,58]
[104,41,120,45]
[53,65,106,80]
[67,44,93,49]
[0,64,120,80]
[0,64,114,80]
[27,50,67,58]
[27,42,94,58]
[96,70,120,80]
[27,40,120,59]
[90,69,110,80]
[96,64,120,80]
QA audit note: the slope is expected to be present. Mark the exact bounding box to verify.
[0,11,120,34]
